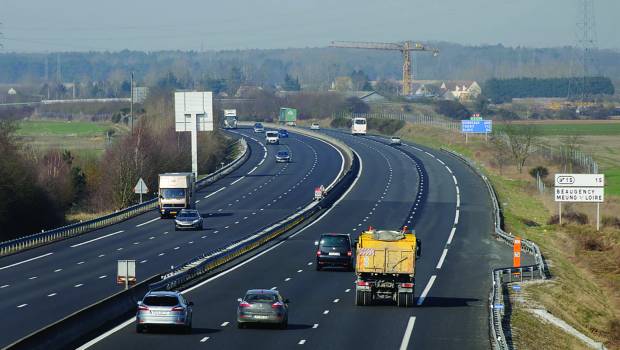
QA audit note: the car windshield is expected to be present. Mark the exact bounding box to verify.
[177,211,199,218]
[245,293,277,303]
[354,119,366,125]
[255,123,263,128]
[266,132,278,137]
[279,129,286,133]
[320,235,349,247]
[143,295,179,306]
[277,151,289,156]
[161,188,186,199]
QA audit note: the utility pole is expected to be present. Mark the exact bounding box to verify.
[130,72,134,135]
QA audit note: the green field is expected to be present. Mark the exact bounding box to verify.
[495,122,620,136]
[16,120,112,136]
[15,120,126,154]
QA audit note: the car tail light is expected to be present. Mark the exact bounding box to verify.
[239,301,251,308]
[171,306,185,312]
[272,302,284,309]
[138,305,149,311]
[401,283,414,288]
[357,281,369,287]
[316,250,321,256]
[347,251,352,257]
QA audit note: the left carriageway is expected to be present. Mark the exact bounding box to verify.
[0,127,343,347]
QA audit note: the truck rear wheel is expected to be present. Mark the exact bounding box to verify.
[397,292,414,307]
[355,290,371,306]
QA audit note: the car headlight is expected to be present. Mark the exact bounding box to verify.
[192,219,201,224]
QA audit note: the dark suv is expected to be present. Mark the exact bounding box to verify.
[315,233,354,271]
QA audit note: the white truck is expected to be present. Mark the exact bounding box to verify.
[158,173,196,218]
[351,117,367,135]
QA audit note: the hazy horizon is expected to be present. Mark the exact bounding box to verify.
[1,0,619,53]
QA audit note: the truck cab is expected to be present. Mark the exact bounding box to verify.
[158,173,196,218]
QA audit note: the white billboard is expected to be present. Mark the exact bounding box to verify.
[555,187,604,202]
[554,174,604,187]
[224,109,237,117]
[174,91,214,132]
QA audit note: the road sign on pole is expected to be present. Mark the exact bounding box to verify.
[134,178,148,203]
[174,92,214,179]
[554,173,605,230]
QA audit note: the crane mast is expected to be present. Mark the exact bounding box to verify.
[330,40,439,96]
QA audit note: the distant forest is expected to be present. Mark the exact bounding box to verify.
[1,42,619,92]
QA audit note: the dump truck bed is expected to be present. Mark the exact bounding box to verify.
[356,230,416,275]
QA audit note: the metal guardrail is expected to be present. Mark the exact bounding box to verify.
[149,143,358,292]
[440,148,549,350]
[0,138,249,257]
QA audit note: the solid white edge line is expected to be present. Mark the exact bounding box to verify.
[446,166,453,174]
[436,249,448,269]
[135,218,158,227]
[0,252,54,271]
[417,275,437,306]
[452,175,458,185]
[77,150,363,350]
[447,227,456,245]
[456,193,461,208]
[70,230,123,248]
[204,187,226,199]
[399,316,417,350]
[454,210,460,225]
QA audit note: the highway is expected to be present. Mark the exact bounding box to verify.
[80,130,520,350]
[0,127,343,347]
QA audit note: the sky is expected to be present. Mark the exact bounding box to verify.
[1,0,619,52]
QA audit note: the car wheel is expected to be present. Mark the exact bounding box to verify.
[280,320,288,329]
[315,263,321,271]
[136,324,144,333]
[185,323,192,334]
[175,226,178,231]
[347,263,355,272]
[237,322,245,329]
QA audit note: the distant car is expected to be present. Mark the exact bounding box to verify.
[390,136,401,145]
[315,233,354,271]
[237,289,289,329]
[278,129,289,138]
[174,209,203,231]
[265,130,280,145]
[310,123,320,130]
[275,150,291,163]
[136,291,193,333]
[254,123,265,133]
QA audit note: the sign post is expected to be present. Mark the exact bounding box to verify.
[554,174,605,230]
[134,178,148,203]
[174,92,214,178]
[461,117,492,143]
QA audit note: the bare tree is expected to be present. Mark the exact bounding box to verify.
[503,123,540,173]
[489,132,511,175]
[560,134,584,172]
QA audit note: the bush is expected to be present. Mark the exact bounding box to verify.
[529,166,549,179]
[330,118,352,129]
[435,100,471,119]
[367,119,405,135]
[547,211,589,225]
[575,233,607,252]
[602,216,620,229]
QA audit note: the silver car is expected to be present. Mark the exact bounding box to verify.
[237,289,289,329]
[174,209,203,231]
[136,291,193,333]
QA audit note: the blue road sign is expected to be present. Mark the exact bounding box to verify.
[512,284,521,291]
[493,304,505,309]
[461,120,492,133]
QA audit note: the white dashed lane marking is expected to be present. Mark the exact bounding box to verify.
[47,293,57,297]
[17,304,28,308]
[221,322,229,327]
[417,275,436,306]
[436,249,448,269]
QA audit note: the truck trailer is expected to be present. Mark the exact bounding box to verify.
[278,108,297,126]
[158,173,196,218]
[355,228,421,307]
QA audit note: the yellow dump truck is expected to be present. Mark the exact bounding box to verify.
[355,228,421,307]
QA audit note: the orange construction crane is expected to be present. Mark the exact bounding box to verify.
[330,41,439,96]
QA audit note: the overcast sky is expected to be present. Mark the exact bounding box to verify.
[1,0,619,52]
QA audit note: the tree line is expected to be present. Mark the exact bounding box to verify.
[484,77,615,103]
[0,90,229,241]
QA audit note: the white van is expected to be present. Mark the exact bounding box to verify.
[265,130,280,145]
[351,117,367,135]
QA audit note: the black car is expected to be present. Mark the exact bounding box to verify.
[315,233,354,271]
